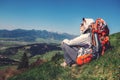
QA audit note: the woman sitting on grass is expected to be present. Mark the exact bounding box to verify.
[61,18,94,67]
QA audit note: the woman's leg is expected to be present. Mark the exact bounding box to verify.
[61,43,78,65]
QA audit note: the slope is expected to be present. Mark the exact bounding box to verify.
[9,32,120,80]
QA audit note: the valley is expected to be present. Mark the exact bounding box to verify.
[0,31,119,80]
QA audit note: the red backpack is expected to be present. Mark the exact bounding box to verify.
[91,18,110,56]
[76,18,110,65]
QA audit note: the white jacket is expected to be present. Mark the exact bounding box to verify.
[62,18,94,48]
[62,33,92,48]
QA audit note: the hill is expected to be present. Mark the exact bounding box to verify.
[0,29,75,42]
[7,32,120,80]
[0,43,61,67]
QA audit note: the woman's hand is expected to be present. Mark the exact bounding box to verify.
[61,39,69,45]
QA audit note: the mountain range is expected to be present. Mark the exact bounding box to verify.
[0,29,76,42]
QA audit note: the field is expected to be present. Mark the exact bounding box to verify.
[0,32,120,80]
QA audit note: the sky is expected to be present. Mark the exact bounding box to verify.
[0,0,120,35]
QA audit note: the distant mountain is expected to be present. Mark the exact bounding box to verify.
[0,29,76,42]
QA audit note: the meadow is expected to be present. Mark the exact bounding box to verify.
[7,32,120,80]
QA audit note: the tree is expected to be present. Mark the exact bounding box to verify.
[17,52,29,69]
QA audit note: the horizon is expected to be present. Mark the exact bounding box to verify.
[0,28,78,36]
[0,0,120,35]
[0,28,119,35]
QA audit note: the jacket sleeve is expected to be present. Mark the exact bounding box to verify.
[62,33,92,47]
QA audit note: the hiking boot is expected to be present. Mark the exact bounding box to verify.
[71,64,77,67]
[60,62,67,67]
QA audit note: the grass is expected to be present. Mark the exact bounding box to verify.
[0,38,29,47]
[29,50,63,64]
[35,38,60,44]
[7,32,120,80]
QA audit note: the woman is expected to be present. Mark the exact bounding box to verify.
[61,18,94,67]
